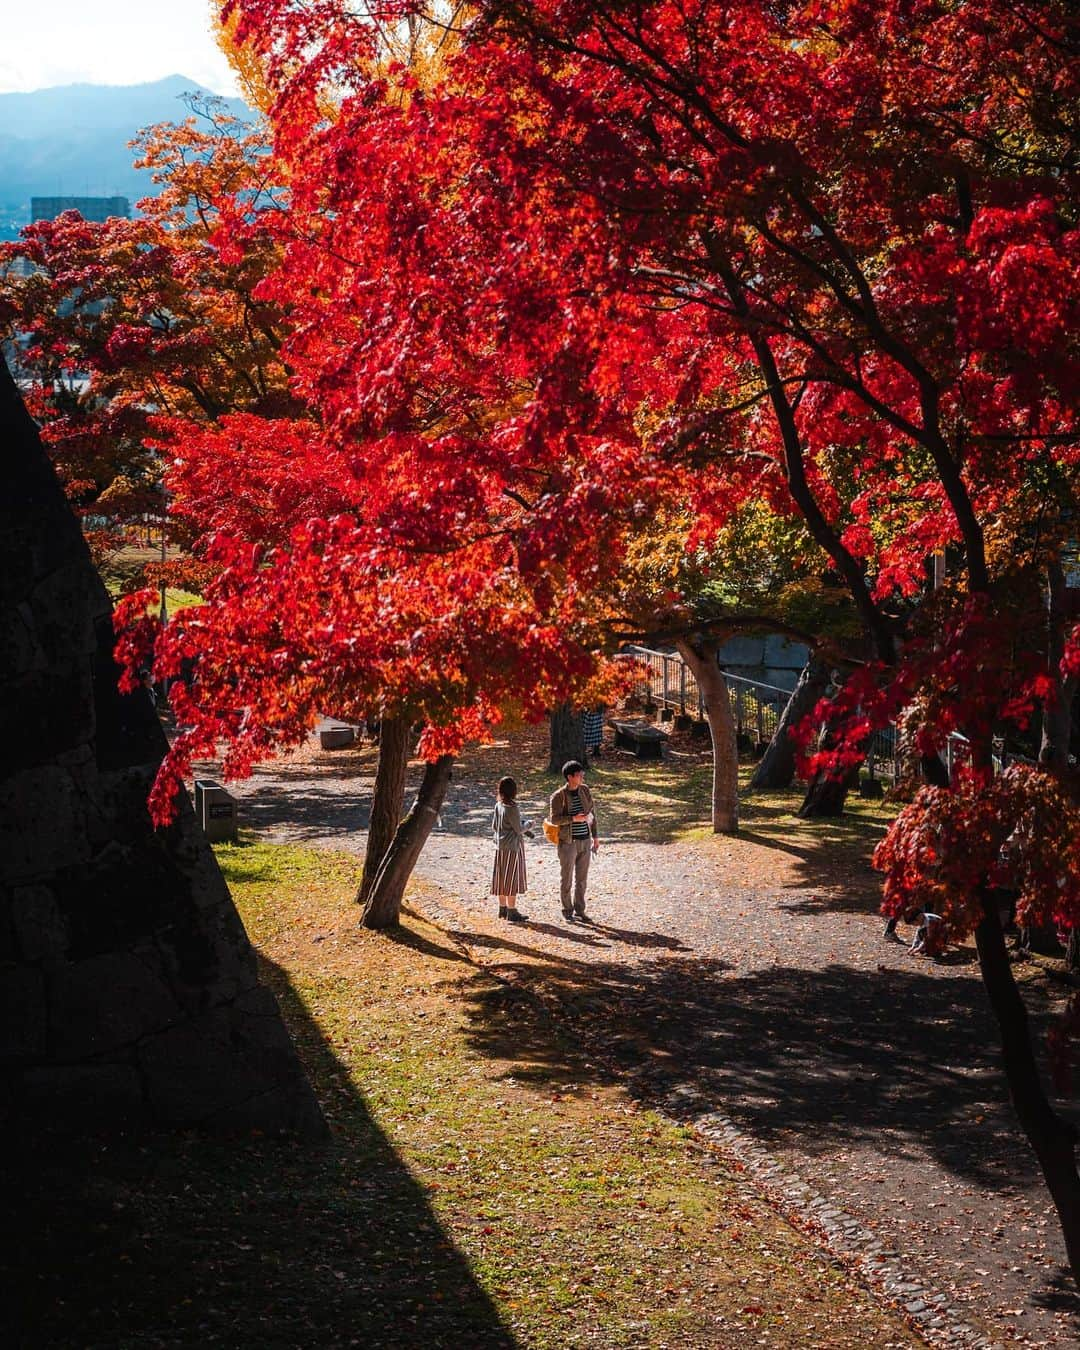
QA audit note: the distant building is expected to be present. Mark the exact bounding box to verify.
[30,196,130,223]
[4,255,36,279]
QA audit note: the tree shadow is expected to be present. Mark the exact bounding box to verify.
[733,791,896,916]
[442,919,691,957]
[459,953,1079,1189]
[388,918,472,964]
[455,948,1080,1332]
[444,924,607,955]
[1032,1270,1080,1316]
[1,954,515,1350]
[585,921,690,952]
[235,781,371,841]
[518,919,610,946]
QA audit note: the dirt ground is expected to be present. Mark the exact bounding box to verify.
[196,721,1080,1348]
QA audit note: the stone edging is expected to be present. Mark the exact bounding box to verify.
[672,1088,1003,1350]
[413,892,1003,1349]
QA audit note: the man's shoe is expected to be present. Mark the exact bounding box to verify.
[575,911,591,923]
[562,909,575,922]
[507,909,528,924]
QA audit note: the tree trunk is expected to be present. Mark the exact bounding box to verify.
[360,754,454,930]
[749,655,830,791]
[973,889,1080,1285]
[798,693,865,817]
[548,702,587,773]
[676,637,738,833]
[357,715,410,908]
[1040,562,1077,770]
[797,761,858,818]
[1066,928,1080,977]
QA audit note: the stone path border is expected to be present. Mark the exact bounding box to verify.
[680,1095,1003,1350]
[437,912,1003,1349]
[209,732,1071,1343]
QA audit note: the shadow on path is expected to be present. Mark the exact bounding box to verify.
[1,954,515,1350]
[461,951,1078,1192]
[238,781,371,842]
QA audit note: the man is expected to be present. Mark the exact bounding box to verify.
[548,760,599,921]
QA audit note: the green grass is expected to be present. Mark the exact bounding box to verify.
[5,839,919,1348]
[96,544,205,611]
[162,586,204,611]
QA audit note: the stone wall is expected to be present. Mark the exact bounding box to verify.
[717,634,810,693]
[0,358,325,1138]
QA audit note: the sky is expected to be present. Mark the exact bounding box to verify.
[0,0,240,96]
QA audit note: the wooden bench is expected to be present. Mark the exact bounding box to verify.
[611,719,669,759]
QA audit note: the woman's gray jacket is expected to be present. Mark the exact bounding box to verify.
[491,801,525,847]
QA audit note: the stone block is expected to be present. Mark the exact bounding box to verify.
[20,1063,145,1128]
[0,600,43,682]
[49,951,181,1060]
[196,782,238,844]
[0,765,88,883]
[10,885,69,964]
[172,822,235,912]
[235,984,280,1018]
[763,635,810,668]
[0,967,47,1062]
[31,561,101,666]
[138,999,307,1128]
[318,721,356,750]
[204,1080,330,1140]
[717,635,765,666]
[158,906,255,1014]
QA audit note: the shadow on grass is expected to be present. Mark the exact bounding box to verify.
[730,786,895,913]
[1,955,515,1350]
[459,949,1080,1326]
[387,917,472,964]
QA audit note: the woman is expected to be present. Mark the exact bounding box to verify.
[491,776,531,922]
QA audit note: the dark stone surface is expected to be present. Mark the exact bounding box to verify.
[49,952,182,1060]
[0,967,48,1062]
[21,1064,145,1126]
[10,887,68,967]
[0,354,325,1140]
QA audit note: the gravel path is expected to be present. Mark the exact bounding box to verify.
[200,730,1080,1348]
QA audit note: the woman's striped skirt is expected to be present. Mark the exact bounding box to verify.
[491,844,527,896]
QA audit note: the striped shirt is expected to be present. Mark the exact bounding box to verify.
[568,788,591,839]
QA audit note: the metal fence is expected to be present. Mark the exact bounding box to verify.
[621,644,902,779]
[622,645,792,748]
[619,646,1038,784]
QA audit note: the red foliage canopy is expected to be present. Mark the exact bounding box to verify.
[187,0,1080,943]
[106,1,1080,954]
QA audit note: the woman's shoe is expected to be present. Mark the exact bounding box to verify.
[506,909,528,923]
[498,906,508,920]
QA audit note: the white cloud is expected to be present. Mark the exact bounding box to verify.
[0,0,240,96]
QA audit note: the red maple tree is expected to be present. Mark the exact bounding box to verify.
[193,0,1080,1277]
[0,101,293,579]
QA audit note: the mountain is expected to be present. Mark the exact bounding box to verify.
[0,76,253,239]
